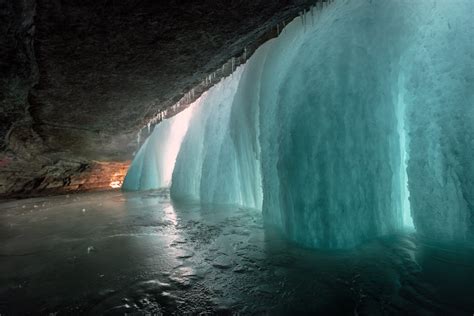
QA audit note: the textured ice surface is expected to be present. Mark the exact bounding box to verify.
[126,0,473,247]
[2,191,474,314]
[171,67,249,206]
[123,107,192,190]
[172,56,265,209]
[169,0,406,248]
[257,0,414,248]
[403,0,474,241]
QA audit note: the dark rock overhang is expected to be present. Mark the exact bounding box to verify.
[0,0,322,197]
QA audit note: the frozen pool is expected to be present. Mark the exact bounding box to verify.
[0,190,473,314]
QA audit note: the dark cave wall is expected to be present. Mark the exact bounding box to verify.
[31,0,312,160]
[0,0,38,152]
[1,0,314,197]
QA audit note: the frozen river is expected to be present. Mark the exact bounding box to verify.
[1,190,473,315]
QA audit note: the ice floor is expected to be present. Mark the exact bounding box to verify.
[1,190,473,315]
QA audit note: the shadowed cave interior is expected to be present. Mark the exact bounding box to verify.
[1,0,473,314]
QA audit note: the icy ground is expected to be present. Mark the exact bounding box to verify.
[1,190,473,315]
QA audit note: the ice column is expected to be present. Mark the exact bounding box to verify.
[126,0,473,247]
[122,106,193,191]
[171,51,267,209]
[404,0,474,241]
[171,67,246,204]
[257,0,411,248]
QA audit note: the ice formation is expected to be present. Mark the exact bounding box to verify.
[402,0,474,241]
[171,47,268,210]
[122,107,193,191]
[124,0,473,247]
[252,0,439,247]
[171,68,245,204]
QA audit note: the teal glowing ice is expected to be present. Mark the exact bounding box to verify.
[125,0,474,248]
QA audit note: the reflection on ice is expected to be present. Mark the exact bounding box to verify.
[0,190,473,314]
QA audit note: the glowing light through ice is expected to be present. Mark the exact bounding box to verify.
[161,108,194,186]
[397,74,414,228]
[123,0,474,247]
[122,104,194,191]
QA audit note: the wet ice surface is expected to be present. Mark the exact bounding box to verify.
[1,190,473,315]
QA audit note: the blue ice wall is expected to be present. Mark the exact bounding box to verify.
[403,0,474,241]
[126,0,473,248]
[123,108,192,191]
[170,0,410,248]
[171,61,263,209]
[171,67,246,205]
[258,0,412,248]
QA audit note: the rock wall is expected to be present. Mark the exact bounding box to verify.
[1,0,316,198]
[0,159,129,198]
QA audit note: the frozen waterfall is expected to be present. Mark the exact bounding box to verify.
[124,0,473,248]
[403,0,474,241]
[122,107,193,191]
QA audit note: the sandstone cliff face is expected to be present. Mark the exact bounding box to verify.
[1,0,311,197]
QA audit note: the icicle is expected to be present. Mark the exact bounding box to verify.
[232,57,235,73]
[311,6,315,26]
[147,122,151,133]
[277,23,280,35]
[244,47,248,60]
[304,10,307,32]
